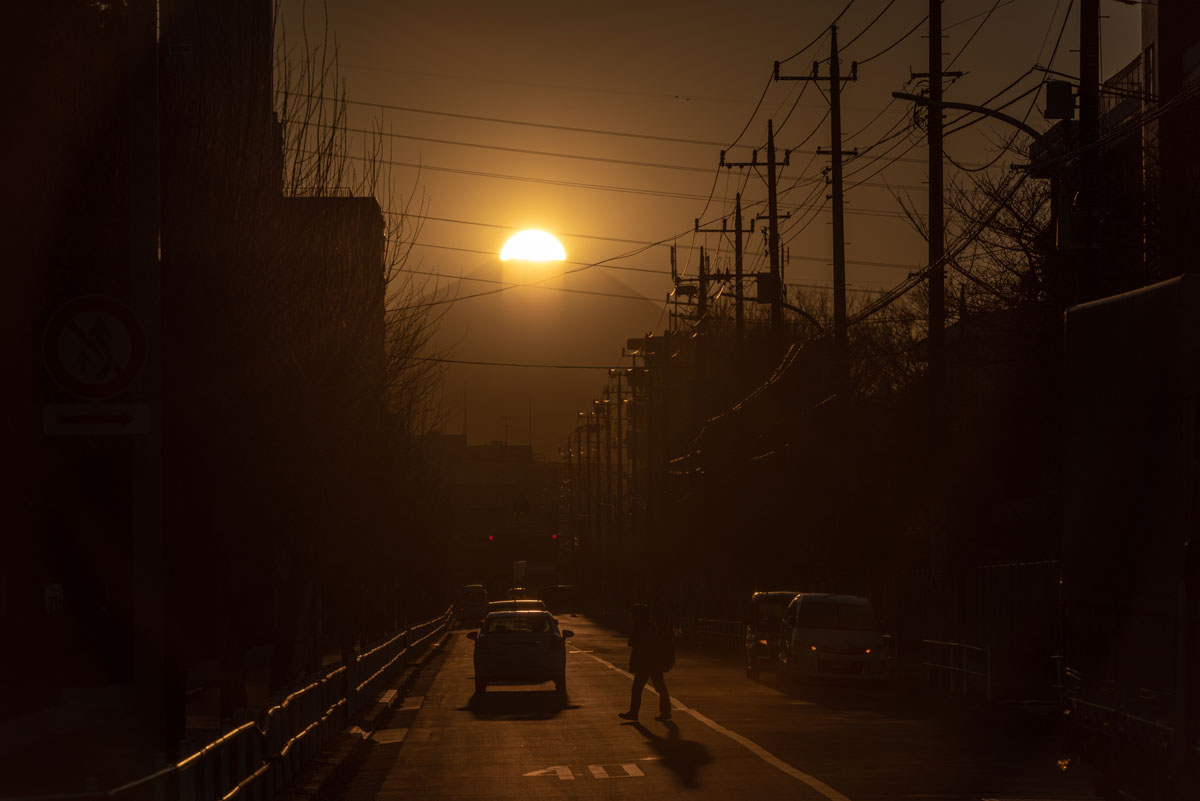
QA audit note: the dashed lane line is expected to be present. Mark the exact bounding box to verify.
[579,648,853,801]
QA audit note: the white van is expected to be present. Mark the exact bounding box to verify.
[776,594,888,680]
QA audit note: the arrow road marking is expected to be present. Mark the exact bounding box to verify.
[523,765,574,780]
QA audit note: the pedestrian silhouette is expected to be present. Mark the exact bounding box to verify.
[618,603,672,722]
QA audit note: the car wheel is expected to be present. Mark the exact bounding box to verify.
[554,674,566,694]
[475,678,487,695]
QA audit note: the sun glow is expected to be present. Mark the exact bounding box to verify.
[499,230,566,262]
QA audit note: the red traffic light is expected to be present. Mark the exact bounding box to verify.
[488,534,494,541]
[551,533,558,540]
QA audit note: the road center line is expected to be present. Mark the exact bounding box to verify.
[580,649,853,801]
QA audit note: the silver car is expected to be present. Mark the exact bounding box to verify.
[467,611,574,695]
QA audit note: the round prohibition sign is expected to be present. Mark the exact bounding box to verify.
[42,295,146,399]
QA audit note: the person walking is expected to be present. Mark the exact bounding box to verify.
[618,603,672,722]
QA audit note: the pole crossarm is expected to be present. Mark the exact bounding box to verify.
[891,92,1042,140]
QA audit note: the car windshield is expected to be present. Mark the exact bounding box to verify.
[796,600,879,632]
[485,615,551,634]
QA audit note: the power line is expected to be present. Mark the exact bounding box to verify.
[398,234,923,272]
[333,125,716,174]
[856,11,928,65]
[778,0,857,64]
[398,267,660,303]
[409,355,619,370]
[842,0,900,52]
[946,0,1005,70]
[280,92,728,147]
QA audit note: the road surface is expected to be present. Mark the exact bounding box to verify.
[329,616,1096,801]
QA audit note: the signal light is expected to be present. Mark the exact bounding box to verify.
[488,535,494,541]
[551,534,558,540]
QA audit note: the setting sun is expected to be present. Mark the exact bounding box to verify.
[499,230,566,262]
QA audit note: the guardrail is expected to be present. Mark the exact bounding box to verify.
[923,638,991,700]
[3,607,453,801]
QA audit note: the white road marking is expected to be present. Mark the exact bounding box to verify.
[379,689,397,706]
[523,765,575,780]
[580,648,853,801]
[399,695,424,711]
[589,763,645,779]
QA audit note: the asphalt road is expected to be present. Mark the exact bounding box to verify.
[329,616,1098,801]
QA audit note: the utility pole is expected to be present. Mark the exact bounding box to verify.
[613,370,625,545]
[721,124,789,334]
[695,196,755,346]
[926,1,946,406]
[698,246,709,320]
[1078,0,1100,298]
[776,25,858,387]
[567,431,576,546]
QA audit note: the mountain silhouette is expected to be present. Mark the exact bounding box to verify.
[420,256,665,457]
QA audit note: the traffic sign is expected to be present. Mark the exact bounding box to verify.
[42,295,146,399]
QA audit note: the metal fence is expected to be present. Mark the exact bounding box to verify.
[5,608,452,801]
[922,638,991,700]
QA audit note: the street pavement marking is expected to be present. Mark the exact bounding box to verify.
[379,689,397,706]
[589,763,645,779]
[524,765,575,780]
[581,649,853,801]
[399,695,424,711]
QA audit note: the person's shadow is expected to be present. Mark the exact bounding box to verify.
[625,721,712,788]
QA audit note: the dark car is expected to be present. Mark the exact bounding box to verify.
[456,584,489,624]
[745,590,800,679]
[467,610,574,695]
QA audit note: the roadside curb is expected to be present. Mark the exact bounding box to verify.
[276,627,452,801]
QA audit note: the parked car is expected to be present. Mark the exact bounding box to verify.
[777,594,888,681]
[456,584,489,624]
[467,610,574,695]
[745,590,800,679]
[506,586,538,600]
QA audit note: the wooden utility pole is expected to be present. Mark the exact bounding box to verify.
[776,25,858,384]
[722,124,789,334]
[612,369,625,544]
[928,1,946,400]
[765,121,783,332]
[734,194,747,342]
[698,246,709,320]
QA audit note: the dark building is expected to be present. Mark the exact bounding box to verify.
[2,0,391,786]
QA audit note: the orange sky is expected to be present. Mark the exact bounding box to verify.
[278,0,1142,457]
